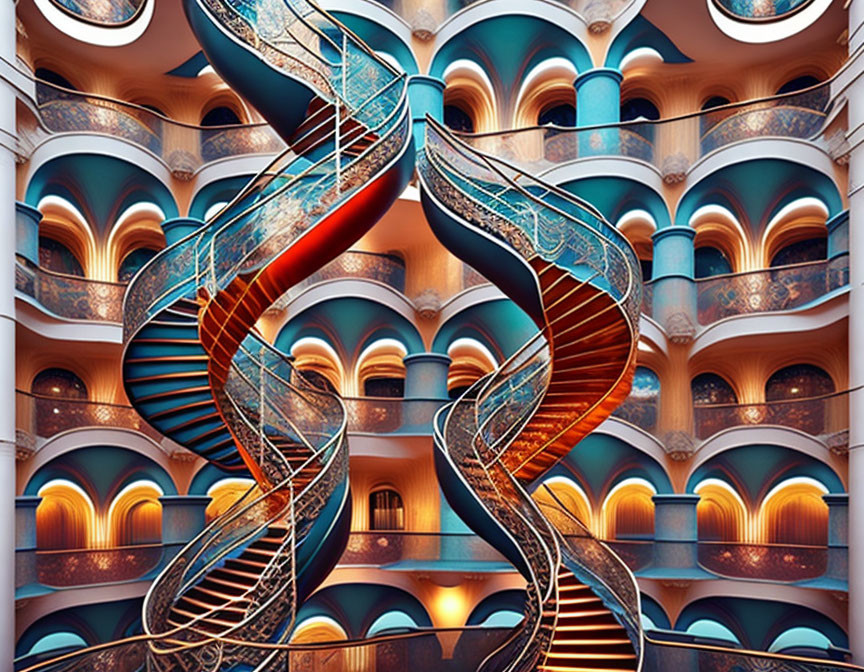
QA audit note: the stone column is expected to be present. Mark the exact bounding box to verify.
[161,217,205,246]
[650,227,698,342]
[574,68,622,156]
[847,0,864,660]
[15,202,41,266]
[407,75,445,150]
[823,493,848,584]
[651,494,700,572]
[0,2,18,666]
[403,353,451,399]
[159,496,211,545]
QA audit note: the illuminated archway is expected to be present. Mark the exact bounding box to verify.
[601,478,656,540]
[447,338,497,399]
[36,479,96,550]
[533,476,593,532]
[355,339,407,398]
[205,478,259,522]
[694,478,748,542]
[290,337,344,394]
[759,477,828,545]
[107,480,163,546]
[290,616,348,644]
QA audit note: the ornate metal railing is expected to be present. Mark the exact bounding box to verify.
[696,256,848,325]
[607,540,655,572]
[459,79,839,179]
[693,389,849,440]
[611,397,659,433]
[342,397,445,433]
[13,627,516,672]
[16,390,161,440]
[698,542,827,582]
[49,0,145,25]
[16,261,126,323]
[340,531,508,566]
[713,0,814,21]
[22,79,286,174]
[16,543,184,590]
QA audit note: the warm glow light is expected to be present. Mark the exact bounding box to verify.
[206,478,259,522]
[431,586,469,628]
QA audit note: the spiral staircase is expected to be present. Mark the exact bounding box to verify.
[419,117,644,672]
[119,0,412,667]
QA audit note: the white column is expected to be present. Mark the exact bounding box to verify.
[0,1,16,669]
[848,1,864,663]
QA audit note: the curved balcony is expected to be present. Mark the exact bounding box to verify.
[698,541,827,582]
[343,397,445,434]
[339,532,510,569]
[713,0,813,21]
[49,0,145,25]
[696,255,848,325]
[272,251,407,309]
[16,390,161,441]
[460,80,835,179]
[16,543,181,591]
[16,261,125,323]
[693,390,849,441]
[26,80,286,173]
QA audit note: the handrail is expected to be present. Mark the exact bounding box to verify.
[47,0,146,27]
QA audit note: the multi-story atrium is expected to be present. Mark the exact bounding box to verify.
[2,0,863,670]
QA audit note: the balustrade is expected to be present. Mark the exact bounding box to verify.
[16,390,161,441]
[697,542,828,582]
[49,0,144,24]
[339,531,508,567]
[696,256,848,324]
[343,397,445,433]
[16,261,125,323]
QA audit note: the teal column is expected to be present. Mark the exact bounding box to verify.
[403,353,451,399]
[159,495,211,544]
[161,217,205,246]
[574,68,622,156]
[651,227,698,341]
[827,210,850,261]
[15,496,41,590]
[15,496,40,550]
[407,75,445,150]
[15,202,41,266]
[824,493,848,583]
[652,494,700,571]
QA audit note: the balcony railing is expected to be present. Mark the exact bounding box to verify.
[343,397,445,433]
[22,80,286,173]
[698,542,827,582]
[458,79,839,179]
[606,540,654,572]
[611,398,658,433]
[16,261,125,323]
[49,0,145,25]
[693,390,849,441]
[16,543,182,590]
[696,256,848,325]
[339,532,509,567]
[16,390,161,441]
[713,0,813,21]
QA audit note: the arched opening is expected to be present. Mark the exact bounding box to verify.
[684,619,741,646]
[25,632,88,658]
[444,104,474,133]
[479,610,523,627]
[290,337,343,394]
[366,610,419,637]
[620,97,660,122]
[694,246,733,279]
[533,476,592,531]
[691,373,737,405]
[290,616,348,644]
[38,237,85,277]
[205,478,260,522]
[107,480,163,546]
[369,488,405,530]
[36,479,95,550]
[200,106,242,126]
[601,478,655,540]
[31,368,88,399]
[760,477,828,546]
[34,68,76,90]
[447,338,497,400]
[769,237,827,267]
[617,366,660,430]
[776,75,823,95]
[695,479,747,542]
[702,96,731,111]
[765,364,834,401]
[356,339,406,398]
[538,103,576,127]
[117,248,157,282]
[769,627,834,655]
